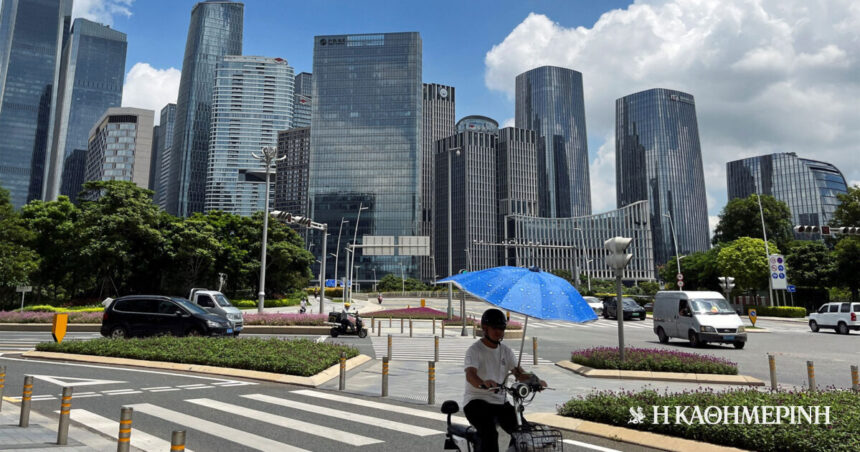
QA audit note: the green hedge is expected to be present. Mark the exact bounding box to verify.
[744,305,807,318]
[36,336,358,377]
[571,347,738,375]
[306,287,344,297]
[231,298,301,309]
[559,388,859,452]
[22,305,103,313]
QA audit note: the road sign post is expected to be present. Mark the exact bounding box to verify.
[16,285,32,311]
[749,309,757,327]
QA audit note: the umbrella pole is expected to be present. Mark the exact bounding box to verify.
[517,316,528,368]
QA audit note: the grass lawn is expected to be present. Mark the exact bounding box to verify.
[571,347,738,375]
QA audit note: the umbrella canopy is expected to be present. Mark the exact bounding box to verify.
[438,266,597,323]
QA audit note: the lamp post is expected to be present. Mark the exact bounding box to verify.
[663,212,682,287]
[333,218,348,288]
[252,146,285,313]
[347,204,369,305]
[755,193,775,307]
[447,146,461,319]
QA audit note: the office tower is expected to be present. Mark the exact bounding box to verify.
[727,153,848,235]
[165,0,243,216]
[274,127,310,216]
[0,0,72,207]
[497,127,538,264]
[154,103,177,209]
[616,88,710,268]
[44,18,127,201]
[59,149,87,204]
[457,115,497,133]
[309,32,422,282]
[204,55,294,216]
[84,108,155,188]
[149,124,161,190]
[515,66,591,218]
[292,72,312,128]
[421,83,455,280]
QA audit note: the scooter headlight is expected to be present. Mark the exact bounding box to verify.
[513,383,530,399]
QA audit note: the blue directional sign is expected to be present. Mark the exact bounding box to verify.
[787,285,796,293]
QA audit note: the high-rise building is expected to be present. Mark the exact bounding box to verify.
[154,103,177,209]
[309,32,422,282]
[165,0,243,216]
[497,127,538,264]
[44,18,127,201]
[84,108,154,188]
[274,127,310,216]
[59,148,87,204]
[616,88,710,268]
[727,153,848,234]
[420,83,455,280]
[204,55,294,216]
[149,124,161,190]
[515,66,591,218]
[292,72,312,128]
[0,0,72,207]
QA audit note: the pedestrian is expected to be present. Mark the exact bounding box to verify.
[377,293,383,304]
[300,297,308,314]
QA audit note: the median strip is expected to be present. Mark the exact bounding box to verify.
[556,360,765,386]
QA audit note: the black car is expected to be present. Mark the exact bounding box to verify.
[602,298,647,320]
[101,295,233,338]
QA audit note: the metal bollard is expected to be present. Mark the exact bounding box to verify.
[389,317,392,327]
[428,361,435,405]
[433,318,436,335]
[377,320,381,336]
[472,323,476,338]
[0,365,5,412]
[19,375,32,427]
[442,321,445,338]
[434,336,439,362]
[851,365,859,392]
[56,387,73,445]
[339,352,346,390]
[807,360,816,392]
[533,337,538,366]
[387,334,392,360]
[381,356,389,397]
[409,318,413,338]
[117,406,133,452]
[768,354,777,390]
[401,318,404,334]
[371,318,375,332]
[170,430,186,451]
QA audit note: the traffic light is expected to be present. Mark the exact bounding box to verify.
[794,225,820,233]
[837,226,860,235]
[604,237,633,271]
[718,276,735,292]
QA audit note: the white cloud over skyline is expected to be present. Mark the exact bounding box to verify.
[484,0,860,216]
[121,63,180,124]
[72,0,133,26]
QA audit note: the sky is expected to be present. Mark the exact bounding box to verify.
[71,0,860,234]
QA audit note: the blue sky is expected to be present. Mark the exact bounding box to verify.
[74,0,860,228]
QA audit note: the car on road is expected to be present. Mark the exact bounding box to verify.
[652,291,747,349]
[583,296,603,316]
[101,295,233,339]
[808,302,860,335]
[188,288,244,336]
[602,297,647,320]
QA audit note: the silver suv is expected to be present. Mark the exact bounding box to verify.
[808,302,860,335]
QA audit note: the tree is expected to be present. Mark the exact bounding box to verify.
[831,185,860,227]
[658,247,722,292]
[716,237,780,292]
[550,269,574,284]
[712,194,793,250]
[161,214,222,294]
[377,274,402,292]
[833,237,860,301]
[785,241,834,289]
[0,188,38,305]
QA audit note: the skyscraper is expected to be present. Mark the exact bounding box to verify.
[292,72,312,128]
[44,18,127,201]
[154,103,176,209]
[85,107,154,188]
[0,0,72,207]
[515,66,591,218]
[616,88,710,268]
[59,148,87,204]
[727,153,848,235]
[165,0,243,216]
[204,55,294,216]
[274,127,310,216]
[497,126,538,263]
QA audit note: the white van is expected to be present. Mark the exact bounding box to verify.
[652,291,747,349]
[188,289,244,336]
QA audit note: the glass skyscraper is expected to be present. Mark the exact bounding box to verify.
[616,88,710,269]
[292,72,312,128]
[154,103,176,209]
[274,127,310,216]
[165,0,243,216]
[0,0,72,207]
[309,32,422,282]
[515,66,591,218]
[45,18,127,201]
[727,153,848,235]
[205,55,294,216]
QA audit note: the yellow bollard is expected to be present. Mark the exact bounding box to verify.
[117,407,133,452]
[421,299,426,307]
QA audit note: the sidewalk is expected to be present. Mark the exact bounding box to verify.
[0,402,119,451]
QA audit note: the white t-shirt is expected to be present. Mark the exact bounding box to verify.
[463,340,516,405]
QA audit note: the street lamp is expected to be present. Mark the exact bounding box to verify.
[663,212,682,286]
[347,204,369,304]
[333,218,348,288]
[252,145,285,313]
[271,211,327,314]
[447,146,461,319]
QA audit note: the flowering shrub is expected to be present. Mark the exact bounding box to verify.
[242,313,327,326]
[0,311,103,323]
[571,347,737,375]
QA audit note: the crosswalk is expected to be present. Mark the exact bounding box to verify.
[370,335,555,365]
[526,317,655,330]
[0,332,102,352]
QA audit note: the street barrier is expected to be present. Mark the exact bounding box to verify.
[377,320,381,336]
[441,321,445,338]
[381,357,389,397]
[0,365,5,411]
[117,406,133,452]
[851,365,859,392]
[56,387,73,445]
[432,318,436,335]
[434,335,439,362]
[428,361,435,405]
[533,337,538,366]
[19,375,32,427]
[387,334,392,360]
[807,360,816,391]
[400,318,404,334]
[170,430,186,451]
[409,318,413,338]
[768,354,777,390]
[338,352,346,390]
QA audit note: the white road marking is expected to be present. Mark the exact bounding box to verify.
[141,386,171,390]
[243,393,440,436]
[315,335,327,343]
[563,438,622,451]
[30,374,126,387]
[65,409,193,452]
[127,403,308,452]
[187,398,382,446]
[292,389,468,423]
[149,388,181,392]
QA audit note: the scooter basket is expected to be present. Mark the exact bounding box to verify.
[510,424,563,451]
[328,312,341,323]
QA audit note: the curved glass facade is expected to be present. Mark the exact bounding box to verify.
[309,32,422,281]
[515,66,591,218]
[616,88,710,268]
[166,0,243,216]
[456,115,496,133]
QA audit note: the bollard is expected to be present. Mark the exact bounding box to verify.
[117,406,133,452]
[170,430,186,452]
[56,387,73,444]
[381,356,389,397]
[433,318,436,335]
[372,318,375,332]
[506,310,510,321]
[377,320,381,336]
[428,361,435,405]
[387,334,393,360]
[339,352,346,390]
[851,365,859,392]
[0,365,5,412]
[768,354,778,390]
[434,336,439,362]
[533,337,538,366]
[421,299,426,308]
[19,375,32,427]
[442,321,445,338]
[389,317,392,327]
[807,360,816,392]
[472,323,476,338]
[409,318,413,338]
[400,318,404,334]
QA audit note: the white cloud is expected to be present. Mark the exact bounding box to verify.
[588,131,616,213]
[122,63,181,124]
[709,215,720,239]
[502,117,515,128]
[72,0,133,26]
[485,0,860,215]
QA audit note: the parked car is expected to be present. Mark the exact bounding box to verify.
[602,297,647,320]
[188,288,244,336]
[808,302,860,335]
[583,296,603,316]
[101,295,233,339]
[652,291,747,349]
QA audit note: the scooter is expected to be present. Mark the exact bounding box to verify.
[441,373,562,452]
[328,311,367,338]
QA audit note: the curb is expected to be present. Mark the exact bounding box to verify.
[743,328,769,333]
[21,350,372,387]
[556,361,765,386]
[0,323,333,335]
[528,412,747,452]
